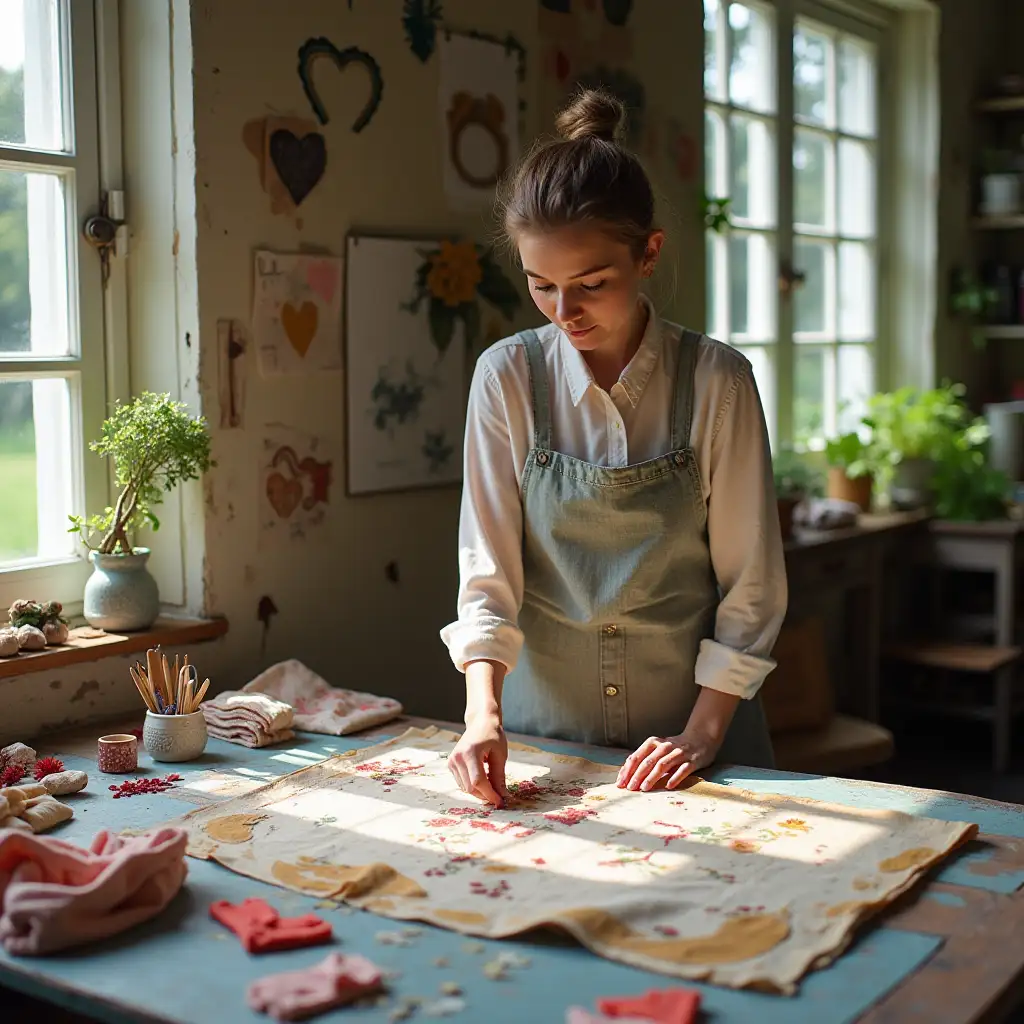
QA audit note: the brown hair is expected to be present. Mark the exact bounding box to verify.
[499,88,655,259]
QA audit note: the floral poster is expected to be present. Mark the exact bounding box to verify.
[344,234,520,496]
[258,426,333,545]
[252,250,343,375]
[159,726,976,994]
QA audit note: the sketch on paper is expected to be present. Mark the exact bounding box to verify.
[259,428,333,543]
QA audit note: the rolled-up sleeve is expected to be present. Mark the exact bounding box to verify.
[439,359,525,672]
[695,362,787,699]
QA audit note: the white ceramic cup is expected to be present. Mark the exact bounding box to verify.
[143,709,208,762]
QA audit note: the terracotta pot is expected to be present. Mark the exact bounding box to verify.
[777,496,801,540]
[827,467,873,512]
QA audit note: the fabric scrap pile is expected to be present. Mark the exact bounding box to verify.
[0,743,87,834]
[210,897,333,953]
[247,952,384,1022]
[200,691,296,748]
[0,827,188,955]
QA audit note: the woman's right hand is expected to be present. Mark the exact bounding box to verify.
[449,712,510,808]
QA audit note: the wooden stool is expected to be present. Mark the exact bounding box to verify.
[884,642,1023,772]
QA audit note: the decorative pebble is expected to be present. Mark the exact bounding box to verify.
[15,625,46,650]
[495,951,531,970]
[40,770,88,796]
[461,941,484,955]
[440,981,462,996]
[433,957,450,968]
[482,960,507,981]
[0,628,19,657]
[423,996,466,1017]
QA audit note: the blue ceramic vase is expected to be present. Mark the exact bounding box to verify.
[83,548,160,631]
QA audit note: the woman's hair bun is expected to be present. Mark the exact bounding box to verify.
[555,88,626,144]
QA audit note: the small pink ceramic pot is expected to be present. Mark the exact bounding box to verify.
[98,733,138,773]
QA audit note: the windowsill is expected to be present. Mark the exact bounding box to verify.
[0,616,229,680]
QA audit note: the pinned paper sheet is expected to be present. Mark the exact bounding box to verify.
[259,427,333,544]
[252,251,342,376]
[439,33,520,211]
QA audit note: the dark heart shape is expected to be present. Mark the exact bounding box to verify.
[269,129,327,206]
[297,37,384,132]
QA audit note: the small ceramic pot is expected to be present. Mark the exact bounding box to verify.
[143,710,208,763]
[83,548,160,632]
[98,733,138,773]
[827,467,873,513]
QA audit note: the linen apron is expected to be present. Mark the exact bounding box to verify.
[502,327,775,768]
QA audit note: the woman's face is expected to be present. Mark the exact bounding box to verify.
[517,223,663,353]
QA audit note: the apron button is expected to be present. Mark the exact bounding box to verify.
[604,624,617,636]
[536,451,549,465]
[673,452,685,465]
[604,685,619,697]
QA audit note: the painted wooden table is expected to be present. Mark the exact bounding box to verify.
[2,716,1023,1024]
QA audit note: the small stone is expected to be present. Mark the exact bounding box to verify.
[495,951,531,970]
[423,996,466,1017]
[42,621,69,645]
[482,960,507,980]
[0,629,19,657]
[15,625,46,651]
[39,770,88,796]
[0,743,36,767]
[461,941,485,955]
[440,981,462,996]
[433,957,450,968]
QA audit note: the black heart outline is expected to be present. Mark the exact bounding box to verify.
[268,129,327,206]
[297,37,384,133]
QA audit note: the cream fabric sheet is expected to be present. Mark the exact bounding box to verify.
[157,727,976,993]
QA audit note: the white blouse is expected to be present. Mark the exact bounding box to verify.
[440,301,788,701]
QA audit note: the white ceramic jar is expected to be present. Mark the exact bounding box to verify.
[143,710,208,762]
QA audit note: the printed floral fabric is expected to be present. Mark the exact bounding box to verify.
[240,659,403,736]
[160,727,976,993]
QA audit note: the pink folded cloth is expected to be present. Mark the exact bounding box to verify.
[242,660,403,736]
[0,827,188,955]
[201,692,295,748]
[247,951,384,1021]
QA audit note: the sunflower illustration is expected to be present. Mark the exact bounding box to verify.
[426,241,483,307]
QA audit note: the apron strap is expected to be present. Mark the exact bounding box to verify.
[520,330,552,451]
[670,329,702,451]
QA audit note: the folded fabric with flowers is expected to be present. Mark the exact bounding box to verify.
[0,827,187,955]
[240,659,403,736]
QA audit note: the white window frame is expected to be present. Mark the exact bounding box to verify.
[705,0,894,449]
[0,0,124,614]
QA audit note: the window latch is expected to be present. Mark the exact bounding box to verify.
[82,191,127,285]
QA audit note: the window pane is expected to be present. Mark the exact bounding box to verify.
[838,344,873,434]
[839,36,876,138]
[794,129,832,231]
[794,346,828,445]
[730,113,775,227]
[729,233,776,342]
[0,168,71,356]
[705,109,724,194]
[729,4,775,114]
[737,344,775,442]
[706,231,726,338]
[794,23,831,127]
[794,239,833,336]
[0,377,74,565]
[838,241,874,340]
[704,0,720,99]
[838,139,875,238]
[0,0,67,151]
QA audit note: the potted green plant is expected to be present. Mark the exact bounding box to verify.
[824,432,873,512]
[932,417,1012,521]
[861,384,971,509]
[772,449,822,540]
[68,392,213,631]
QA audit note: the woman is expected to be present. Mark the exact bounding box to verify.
[440,89,787,808]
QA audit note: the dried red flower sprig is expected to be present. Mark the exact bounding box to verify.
[109,774,181,799]
[33,756,65,780]
[0,764,26,787]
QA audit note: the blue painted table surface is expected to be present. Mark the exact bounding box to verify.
[1,718,1022,1024]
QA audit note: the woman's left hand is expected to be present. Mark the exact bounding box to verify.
[616,728,722,791]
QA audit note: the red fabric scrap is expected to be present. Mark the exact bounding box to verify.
[210,897,333,953]
[596,987,701,1024]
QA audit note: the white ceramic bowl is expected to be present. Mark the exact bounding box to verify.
[143,709,208,762]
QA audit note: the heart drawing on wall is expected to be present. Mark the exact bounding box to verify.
[266,472,303,519]
[269,129,327,206]
[281,301,319,357]
[297,37,384,132]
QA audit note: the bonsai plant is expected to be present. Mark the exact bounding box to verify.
[861,384,971,509]
[68,392,213,631]
[772,449,822,540]
[824,432,873,512]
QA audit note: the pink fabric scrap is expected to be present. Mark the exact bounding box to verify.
[0,827,188,955]
[241,659,403,736]
[247,951,384,1021]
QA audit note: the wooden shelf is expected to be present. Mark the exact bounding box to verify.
[885,641,1021,673]
[0,616,229,680]
[983,325,1024,340]
[972,215,1024,230]
[977,95,1024,113]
